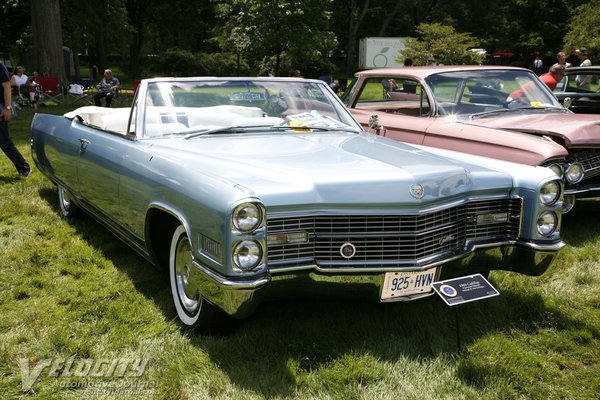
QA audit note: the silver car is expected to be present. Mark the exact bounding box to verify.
[31,77,565,331]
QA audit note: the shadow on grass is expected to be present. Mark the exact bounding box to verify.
[0,175,21,184]
[560,199,600,246]
[38,186,598,398]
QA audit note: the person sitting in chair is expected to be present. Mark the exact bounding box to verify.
[94,69,120,107]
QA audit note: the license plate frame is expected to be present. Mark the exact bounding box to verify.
[381,269,437,300]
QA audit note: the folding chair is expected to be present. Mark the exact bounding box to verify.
[37,77,64,106]
[67,78,94,106]
[114,79,141,106]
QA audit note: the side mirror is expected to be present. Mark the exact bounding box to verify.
[368,114,379,130]
[368,114,386,136]
[563,97,572,109]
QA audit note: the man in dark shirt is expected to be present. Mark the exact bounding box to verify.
[93,69,121,107]
[0,61,30,177]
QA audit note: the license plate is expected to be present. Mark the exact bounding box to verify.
[381,269,437,299]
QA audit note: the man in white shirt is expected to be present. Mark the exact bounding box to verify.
[575,48,592,90]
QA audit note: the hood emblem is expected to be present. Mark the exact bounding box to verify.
[340,243,356,259]
[410,184,425,199]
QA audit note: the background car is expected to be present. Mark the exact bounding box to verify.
[553,66,600,114]
[31,77,564,331]
[343,66,600,212]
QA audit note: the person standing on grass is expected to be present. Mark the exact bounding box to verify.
[0,61,30,178]
[575,47,592,90]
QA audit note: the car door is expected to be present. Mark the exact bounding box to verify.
[76,126,127,220]
[32,117,82,192]
[347,76,433,144]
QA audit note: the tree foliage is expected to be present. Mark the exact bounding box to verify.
[563,0,600,57]
[217,0,337,76]
[401,23,485,66]
[2,0,600,81]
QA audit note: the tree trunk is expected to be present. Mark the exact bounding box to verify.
[346,0,370,78]
[127,0,147,79]
[30,0,67,86]
[95,33,108,72]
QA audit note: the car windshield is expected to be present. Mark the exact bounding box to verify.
[139,79,360,138]
[424,70,564,119]
[554,70,600,93]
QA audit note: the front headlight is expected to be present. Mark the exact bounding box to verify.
[562,194,576,214]
[232,203,263,233]
[232,240,263,271]
[547,163,563,178]
[537,211,558,236]
[539,180,561,206]
[564,162,584,184]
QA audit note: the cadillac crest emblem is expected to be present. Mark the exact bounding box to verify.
[409,184,425,199]
[340,243,356,259]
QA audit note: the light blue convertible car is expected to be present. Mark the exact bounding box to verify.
[31,77,565,330]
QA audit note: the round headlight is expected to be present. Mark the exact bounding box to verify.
[562,194,576,214]
[547,163,563,178]
[564,162,584,184]
[232,203,263,232]
[539,180,561,206]
[537,211,558,236]
[232,240,263,271]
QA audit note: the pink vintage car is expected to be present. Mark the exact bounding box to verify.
[343,66,600,211]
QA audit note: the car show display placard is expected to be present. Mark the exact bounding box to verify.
[432,274,499,306]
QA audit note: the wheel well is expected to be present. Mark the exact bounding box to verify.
[146,208,181,269]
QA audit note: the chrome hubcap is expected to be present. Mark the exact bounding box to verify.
[174,236,199,314]
[59,187,71,212]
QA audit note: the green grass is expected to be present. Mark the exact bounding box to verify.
[1,106,599,399]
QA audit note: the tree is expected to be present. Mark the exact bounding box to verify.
[31,0,66,85]
[563,0,600,58]
[401,23,484,66]
[218,0,337,77]
[344,0,370,77]
[61,0,91,78]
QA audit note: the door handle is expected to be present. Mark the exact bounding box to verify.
[78,138,90,150]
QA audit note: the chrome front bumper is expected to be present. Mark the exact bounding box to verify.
[189,240,565,319]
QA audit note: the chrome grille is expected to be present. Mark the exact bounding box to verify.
[267,198,522,268]
[568,149,600,180]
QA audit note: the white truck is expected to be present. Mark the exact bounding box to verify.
[358,37,411,69]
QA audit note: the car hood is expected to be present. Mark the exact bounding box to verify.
[461,112,600,147]
[156,132,514,206]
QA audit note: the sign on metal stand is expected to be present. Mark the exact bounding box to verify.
[432,274,499,351]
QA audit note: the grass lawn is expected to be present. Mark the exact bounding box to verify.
[0,105,599,399]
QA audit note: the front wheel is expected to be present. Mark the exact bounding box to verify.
[169,225,234,333]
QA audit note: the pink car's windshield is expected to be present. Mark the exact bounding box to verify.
[424,70,564,118]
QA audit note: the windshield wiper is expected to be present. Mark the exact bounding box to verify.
[184,124,276,139]
[469,108,516,120]
[270,125,360,133]
[470,106,568,120]
[185,124,360,139]
[510,106,569,113]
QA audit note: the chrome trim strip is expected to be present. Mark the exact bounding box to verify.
[267,239,564,274]
[191,260,271,289]
[266,194,517,218]
[565,184,600,195]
